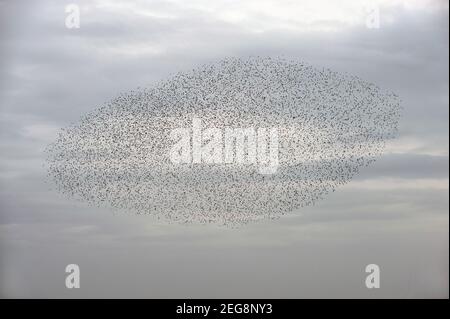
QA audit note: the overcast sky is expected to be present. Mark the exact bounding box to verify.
[0,0,448,298]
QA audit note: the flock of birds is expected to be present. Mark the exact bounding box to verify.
[45,57,401,226]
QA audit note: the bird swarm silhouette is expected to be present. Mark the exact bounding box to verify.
[45,57,401,226]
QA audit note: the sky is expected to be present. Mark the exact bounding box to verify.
[0,0,448,298]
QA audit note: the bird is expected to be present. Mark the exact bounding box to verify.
[44,56,401,227]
